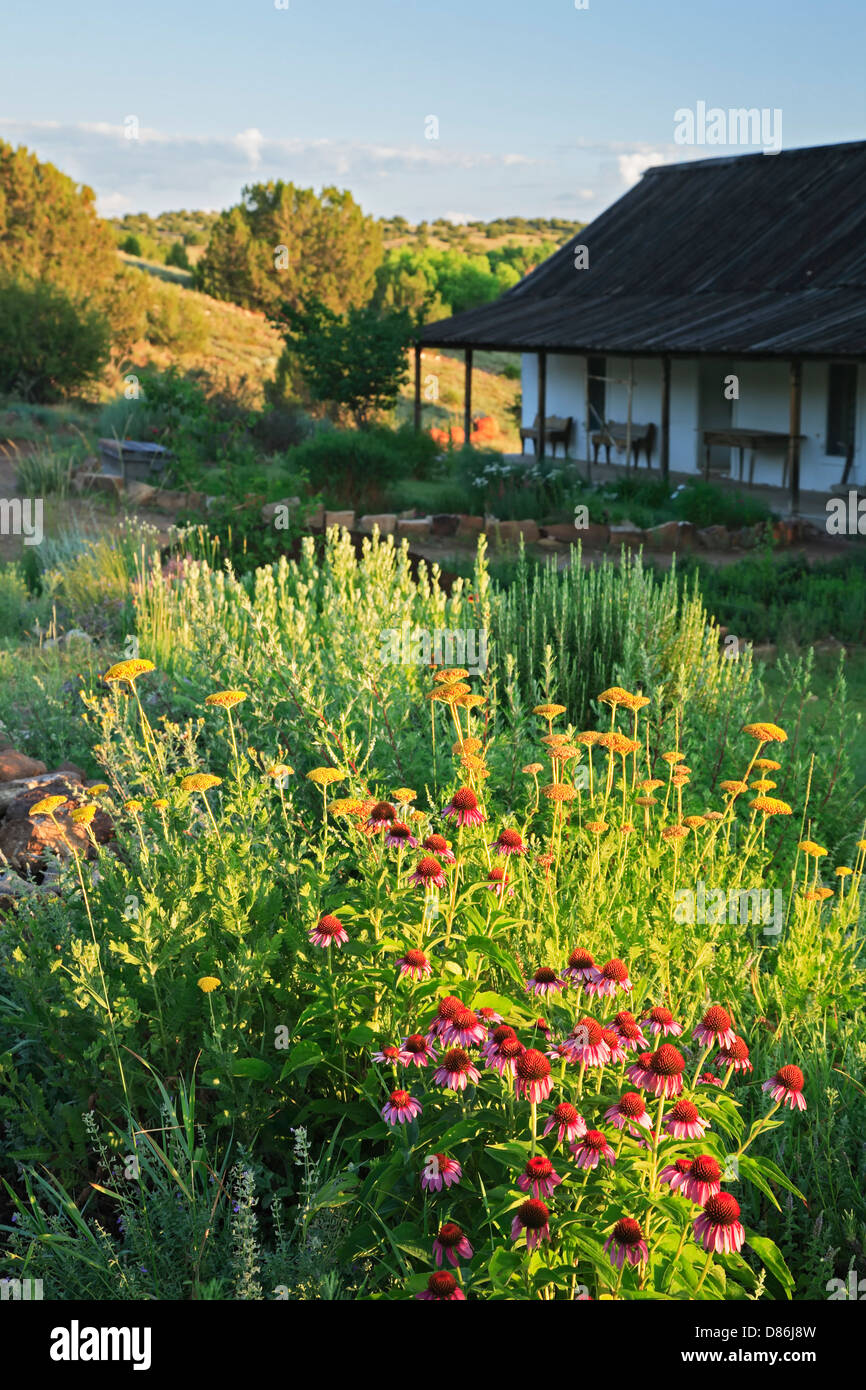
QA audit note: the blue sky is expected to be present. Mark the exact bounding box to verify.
[2,0,864,222]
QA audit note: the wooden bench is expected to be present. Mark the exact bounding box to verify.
[520,414,573,458]
[701,428,805,487]
[592,422,656,468]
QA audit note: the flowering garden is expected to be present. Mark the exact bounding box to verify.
[0,527,863,1302]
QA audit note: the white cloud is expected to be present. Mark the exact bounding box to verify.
[617,150,667,187]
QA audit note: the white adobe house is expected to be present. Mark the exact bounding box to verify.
[417,141,866,511]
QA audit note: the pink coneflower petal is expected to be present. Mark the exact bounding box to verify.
[682,1154,723,1206]
[401,1033,438,1067]
[381,1089,422,1125]
[490,827,527,856]
[416,1270,466,1300]
[641,1005,683,1037]
[584,958,633,998]
[514,1048,553,1103]
[663,1098,710,1139]
[516,1155,562,1199]
[643,1044,686,1098]
[693,1193,746,1254]
[762,1064,807,1110]
[604,1217,648,1269]
[442,787,486,827]
[525,966,566,996]
[563,946,596,984]
[693,1005,737,1050]
[309,913,349,949]
[542,1101,587,1144]
[570,1128,616,1170]
[421,1153,462,1192]
[604,1091,652,1136]
[432,1221,474,1268]
[511,1198,551,1250]
[396,948,432,981]
[433,1046,481,1092]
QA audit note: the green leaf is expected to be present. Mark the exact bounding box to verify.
[278,1040,325,1081]
[746,1234,794,1297]
[231,1057,274,1082]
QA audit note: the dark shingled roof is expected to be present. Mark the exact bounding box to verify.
[419,142,866,359]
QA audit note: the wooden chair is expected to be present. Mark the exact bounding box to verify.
[592,422,656,468]
[519,415,574,458]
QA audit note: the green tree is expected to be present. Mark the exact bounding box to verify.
[0,141,146,355]
[196,182,383,318]
[165,240,191,270]
[278,298,412,428]
[0,277,110,401]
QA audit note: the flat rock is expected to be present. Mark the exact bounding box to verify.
[73,473,123,498]
[0,751,47,783]
[357,513,397,535]
[305,506,325,529]
[431,514,459,537]
[646,520,697,552]
[697,525,731,550]
[456,514,485,536]
[4,778,83,821]
[609,522,646,547]
[396,517,432,537]
[125,480,157,506]
[0,770,79,811]
[487,519,541,542]
[324,510,355,530]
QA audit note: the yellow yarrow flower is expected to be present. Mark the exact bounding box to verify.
[104,659,155,684]
[750,796,792,816]
[87,783,109,797]
[124,799,144,813]
[30,795,67,816]
[533,703,567,719]
[181,774,222,792]
[197,976,221,993]
[70,804,96,825]
[597,687,634,707]
[743,722,788,743]
[205,690,248,709]
[306,767,343,787]
[392,788,417,804]
[798,840,827,857]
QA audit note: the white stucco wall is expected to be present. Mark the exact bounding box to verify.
[520,352,864,491]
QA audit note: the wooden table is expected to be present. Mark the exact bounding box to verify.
[702,428,804,487]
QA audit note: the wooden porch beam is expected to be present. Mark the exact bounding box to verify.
[788,359,802,514]
[463,348,473,444]
[660,354,671,480]
[537,350,547,461]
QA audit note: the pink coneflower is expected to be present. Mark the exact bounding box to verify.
[715,1035,753,1075]
[514,1048,553,1103]
[517,1154,562,1198]
[660,1157,694,1194]
[694,1004,737,1050]
[408,855,446,889]
[698,1071,724,1087]
[610,1011,648,1051]
[416,1270,466,1300]
[543,1101,587,1144]
[373,1043,411,1066]
[604,1217,649,1270]
[421,1153,462,1193]
[490,827,527,855]
[525,966,566,997]
[477,1006,503,1028]
[569,1017,610,1067]
[626,1050,655,1088]
[546,1041,574,1066]
[442,1006,486,1047]
[385,820,418,849]
[488,1034,524,1078]
[366,800,396,831]
[644,1044,687,1098]
[533,1017,551,1038]
[402,1033,438,1067]
[433,1221,473,1268]
[427,995,465,1039]
[485,865,512,896]
[664,1098,710,1140]
[601,1027,627,1064]
[483,1023,518,1059]
[433,1047,481,1092]
[511,1198,551,1250]
[396,948,432,981]
[604,1091,653,1136]
[642,1005,683,1038]
[762,1064,807,1111]
[442,786,486,827]
[682,1154,723,1206]
[309,913,348,949]
[585,957,633,998]
[563,946,596,984]
[694,1192,746,1254]
[571,1129,616,1171]
[422,833,456,864]
[381,1089,422,1125]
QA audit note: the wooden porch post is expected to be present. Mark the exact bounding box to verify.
[788,359,802,514]
[414,344,422,432]
[463,348,473,444]
[584,355,592,479]
[660,355,671,480]
[537,350,547,461]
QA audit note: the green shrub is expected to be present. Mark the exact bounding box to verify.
[144,281,209,354]
[0,278,110,401]
[119,234,142,256]
[287,424,440,509]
